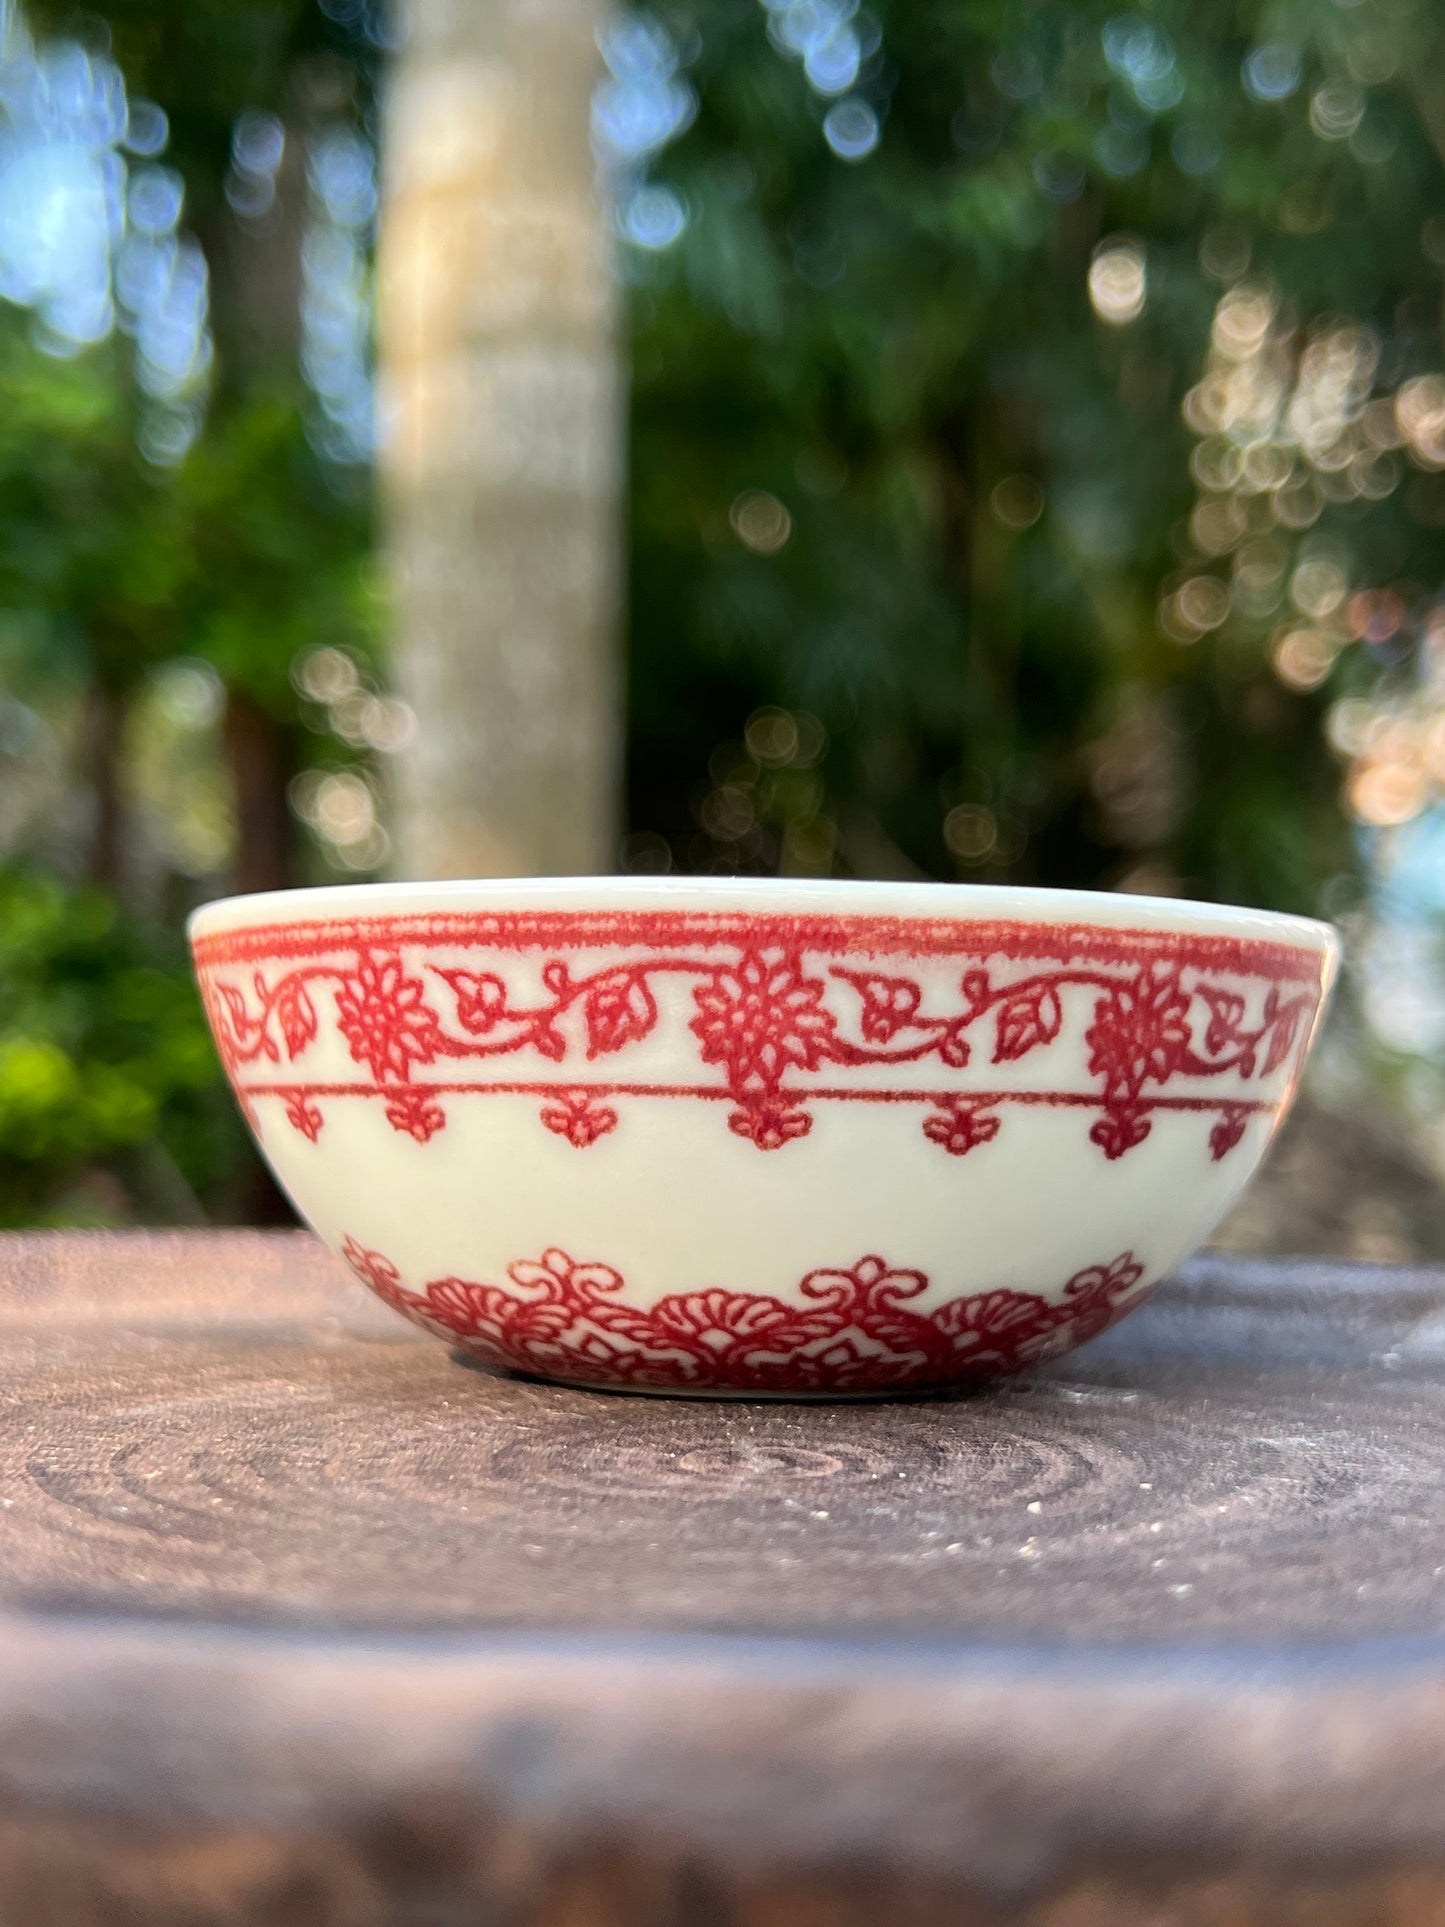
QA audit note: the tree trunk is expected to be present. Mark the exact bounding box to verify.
[379,0,622,880]
[222,690,292,896]
[83,682,125,894]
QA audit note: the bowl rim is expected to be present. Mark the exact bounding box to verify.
[189,875,1338,958]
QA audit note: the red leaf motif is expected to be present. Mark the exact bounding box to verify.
[841,971,923,1044]
[1209,1105,1249,1160]
[275,979,317,1059]
[584,971,658,1057]
[1049,1251,1146,1349]
[215,981,249,1040]
[437,969,510,1035]
[1262,997,1304,1076]
[993,985,1064,1063]
[1198,986,1246,1057]
[284,1095,323,1141]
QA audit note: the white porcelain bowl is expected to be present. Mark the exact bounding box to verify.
[190,879,1337,1397]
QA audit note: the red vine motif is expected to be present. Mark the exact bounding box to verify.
[340,1235,1149,1393]
[195,914,1322,1165]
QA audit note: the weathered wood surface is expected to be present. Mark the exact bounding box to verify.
[1,1229,1444,1925]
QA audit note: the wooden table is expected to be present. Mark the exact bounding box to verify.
[1,1231,1444,1925]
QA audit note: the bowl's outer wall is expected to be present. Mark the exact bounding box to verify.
[191,890,1336,1390]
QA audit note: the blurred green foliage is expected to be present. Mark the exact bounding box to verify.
[0,321,374,721]
[0,0,379,1219]
[0,866,238,1224]
[626,0,1445,908]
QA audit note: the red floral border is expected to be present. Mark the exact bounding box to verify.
[194,911,1327,1163]
[341,1235,1152,1393]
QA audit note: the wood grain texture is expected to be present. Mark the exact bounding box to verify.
[1,1230,1445,1925]
[2,1230,1445,1641]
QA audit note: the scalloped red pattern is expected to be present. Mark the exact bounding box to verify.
[341,1236,1150,1393]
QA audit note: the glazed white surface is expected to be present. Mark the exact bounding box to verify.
[191,880,1337,1382]
[190,874,1338,949]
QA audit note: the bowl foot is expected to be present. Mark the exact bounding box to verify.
[458,1357,988,1403]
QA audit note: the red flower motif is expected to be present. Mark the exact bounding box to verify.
[691,948,837,1097]
[435,968,511,1035]
[335,951,442,1084]
[728,1098,812,1150]
[383,1089,446,1142]
[540,1088,619,1147]
[922,1098,1001,1157]
[1198,985,1248,1060]
[835,970,924,1044]
[1086,964,1193,1095]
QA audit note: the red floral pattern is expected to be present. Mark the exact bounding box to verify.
[691,948,839,1145]
[540,1087,619,1148]
[339,1235,1149,1392]
[922,1098,1002,1157]
[194,910,1326,1166]
[334,953,441,1083]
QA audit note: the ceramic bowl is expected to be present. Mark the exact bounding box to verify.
[190,879,1337,1397]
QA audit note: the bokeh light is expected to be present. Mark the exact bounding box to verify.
[593,10,695,251]
[301,125,375,462]
[1241,42,1302,104]
[990,475,1044,530]
[823,97,880,161]
[0,10,212,454]
[1102,15,1182,113]
[763,0,883,162]
[730,489,792,553]
[1088,239,1146,323]
[1164,252,1445,840]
